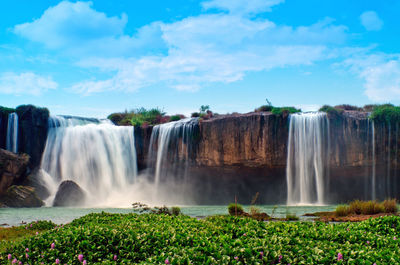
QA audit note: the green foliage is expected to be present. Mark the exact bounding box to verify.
[369,104,400,124]
[228,203,244,216]
[335,205,350,217]
[334,104,362,111]
[3,213,400,264]
[199,105,210,114]
[170,115,181,122]
[171,207,181,216]
[191,112,200,118]
[107,107,168,126]
[319,105,344,116]
[271,106,301,115]
[0,106,16,115]
[255,105,273,112]
[336,200,398,216]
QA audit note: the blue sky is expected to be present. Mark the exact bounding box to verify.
[0,0,399,118]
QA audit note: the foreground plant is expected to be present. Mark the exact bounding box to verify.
[2,213,400,264]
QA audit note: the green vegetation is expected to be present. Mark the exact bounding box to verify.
[108,108,186,127]
[319,105,344,116]
[271,106,301,115]
[2,213,400,264]
[335,199,398,217]
[228,203,244,216]
[0,221,56,252]
[369,104,400,123]
[0,106,16,115]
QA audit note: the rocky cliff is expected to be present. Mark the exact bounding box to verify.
[134,111,400,204]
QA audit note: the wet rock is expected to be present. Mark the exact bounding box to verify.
[53,180,86,207]
[0,185,43,207]
[0,148,29,194]
[22,168,51,201]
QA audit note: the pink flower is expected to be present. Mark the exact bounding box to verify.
[78,254,84,262]
[243,233,247,236]
[25,248,29,252]
[394,237,397,240]
[83,260,87,265]
[279,255,282,262]
[18,261,22,265]
[337,253,343,261]
[36,232,39,235]
[55,259,60,264]
[25,253,29,259]
[113,255,117,261]
[7,254,12,260]
[234,256,239,260]
[260,251,264,257]
[30,224,32,228]
[12,259,17,264]
[51,243,55,249]
[165,258,170,264]
[367,241,370,244]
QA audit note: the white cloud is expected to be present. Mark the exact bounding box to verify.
[343,54,400,101]
[0,72,58,96]
[202,0,284,15]
[72,13,346,94]
[13,1,164,57]
[13,0,349,95]
[360,11,383,31]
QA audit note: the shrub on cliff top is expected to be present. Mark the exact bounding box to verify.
[0,106,16,115]
[271,106,301,116]
[107,107,167,126]
[334,104,363,111]
[319,105,343,117]
[369,104,400,124]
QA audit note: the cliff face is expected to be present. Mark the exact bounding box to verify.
[134,111,400,204]
[16,105,49,169]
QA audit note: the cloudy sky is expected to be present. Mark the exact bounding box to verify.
[0,0,399,117]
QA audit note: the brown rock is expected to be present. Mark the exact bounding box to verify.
[0,148,29,194]
[0,185,43,207]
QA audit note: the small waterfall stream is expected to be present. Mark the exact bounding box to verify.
[6,113,18,153]
[286,112,329,205]
[147,118,198,200]
[40,116,138,206]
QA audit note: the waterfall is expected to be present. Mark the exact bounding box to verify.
[286,112,329,205]
[371,121,376,200]
[6,113,18,153]
[147,118,198,189]
[40,116,138,206]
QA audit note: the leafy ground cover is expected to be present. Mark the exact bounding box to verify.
[2,213,400,264]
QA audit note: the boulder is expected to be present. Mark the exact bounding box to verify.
[0,185,43,207]
[0,148,29,194]
[53,180,86,207]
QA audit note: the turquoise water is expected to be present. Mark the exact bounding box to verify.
[0,205,337,227]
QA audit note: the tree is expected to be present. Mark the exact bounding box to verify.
[199,105,210,114]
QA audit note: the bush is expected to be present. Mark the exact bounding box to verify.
[383,199,398,213]
[369,104,400,124]
[170,115,182,122]
[191,112,200,118]
[171,207,181,216]
[25,220,57,230]
[255,105,273,112]
[319,105,343,117]
[363,104,378,112]
[335,205,350,217]
[271,107,301,116]
[228,203,244,216]
[0,106,16,115]
[107,107,167,126]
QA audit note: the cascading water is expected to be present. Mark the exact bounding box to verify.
[147,118,198,201]
[371,121,376,200]
[40,115,138,206]
[286,112,330,205]
[6,113,18,153]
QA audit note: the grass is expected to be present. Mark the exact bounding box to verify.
[228,203,244,216]
[0,221,56,252]
[335,199,398,216]
[2,213,400,264]
[255,105,301,115]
